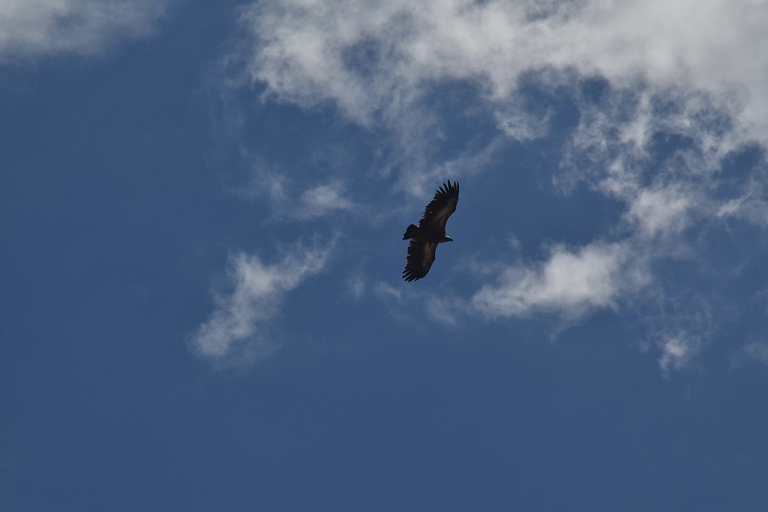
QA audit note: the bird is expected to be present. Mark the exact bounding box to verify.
[402,180,459,281]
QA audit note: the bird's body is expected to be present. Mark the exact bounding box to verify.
[402,180,459,281]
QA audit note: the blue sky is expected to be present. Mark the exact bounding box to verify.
[3,0,768,510]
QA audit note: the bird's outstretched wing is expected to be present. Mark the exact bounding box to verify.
[419,180,459,231]
[403,239,437,282]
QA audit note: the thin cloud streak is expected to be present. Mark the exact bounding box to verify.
[0,0,170,62]
[733,341,768,366]
[238,169,359,220]
[190,239,335,367]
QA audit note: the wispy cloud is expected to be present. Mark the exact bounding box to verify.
[190,239,335,367]
[733,340,768,366]
[0,0,170,62]
[238,0,768,142]
[297,181,357,218]
[625,184,695,239]
[231,0,768,371]
[239,169,359,220]
[657,331,703,375]
[374,281,403,303]
[471,241,646,320]
[235,0,768,221]
[346,273,366,300]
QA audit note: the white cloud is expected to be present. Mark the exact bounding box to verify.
[657,331,702,374]
[626,185,694,238]
[557,83,754,249]
[239,0,768,143]
[374,281,402,302]
[239,170,358,219]
[372,281,413,321]
[233,0,768,371]
[471,242,646,320]
[0,0,169,62]
[297,181,357,218]
[643,291,716,372]
[236,0,768,226]
[190,240,334,366]
[716,170,768,226]
[426,295,461,326]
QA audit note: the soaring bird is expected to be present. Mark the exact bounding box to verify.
[402,180,459,281]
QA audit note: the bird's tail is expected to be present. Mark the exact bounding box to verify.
[403,224,419,240]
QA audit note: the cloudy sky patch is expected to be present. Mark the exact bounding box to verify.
[4,1,768,510]
[0,0,170,61]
